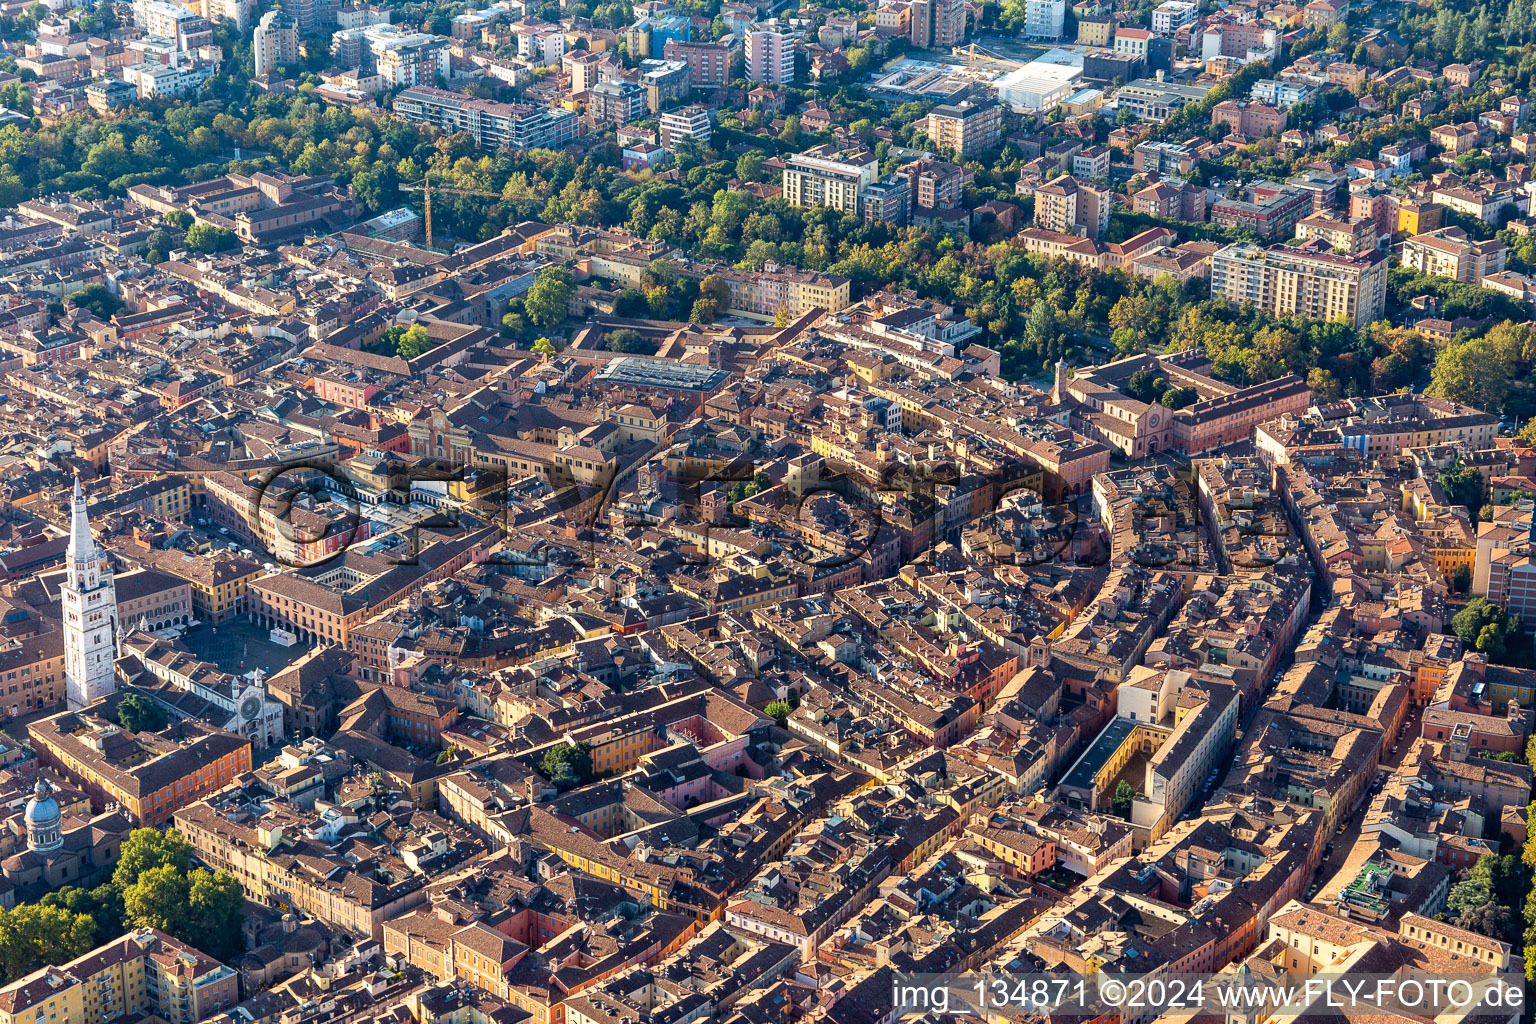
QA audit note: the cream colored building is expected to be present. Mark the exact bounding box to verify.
[1209,241,1388,329]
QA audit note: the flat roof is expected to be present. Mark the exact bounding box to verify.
[594,357,730,393]
[1059,717,1138,793]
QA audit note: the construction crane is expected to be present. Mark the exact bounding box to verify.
[399,178,505,251]
[956,42,1027,70]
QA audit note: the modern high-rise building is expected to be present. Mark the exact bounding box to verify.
[1024,0,1066,41]
[1209,241,1388,329]
[62,478,117,711]
[745,24,793,84]
[198,0,256,31]
[782,145,879,215]
[133,0,213,51]
[908,0,966,48]
[921,96,1003,157]
[253,10,299,76]
[331,24,449,86]
[588,79,645,127]
[280,0,339,35]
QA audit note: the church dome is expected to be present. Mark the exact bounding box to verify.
[24,779,59,829]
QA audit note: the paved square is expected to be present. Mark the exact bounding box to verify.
[182,619,313,676]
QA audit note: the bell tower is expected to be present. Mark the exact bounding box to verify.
[62,478,118,711]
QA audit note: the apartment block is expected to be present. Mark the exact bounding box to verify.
[588,79,645,127]
[1024,0,1065,40]
[252,10,298,77]
[1033,175,1111,240]
[921,96,1003,157]
[909,0,966,48]
[1401,227,1508,286]
[782,145,879,215]
[1210,240,1388,329]
[659,104,712,147]
[393,86,580,151]
[745,24,794,84]
[662,38,734,89]
[0,929,237,1024]
[1212,99,1287,139]
[1210,182,1311,240]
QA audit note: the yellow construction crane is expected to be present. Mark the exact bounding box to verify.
[956,42,1026,70]
[399,178,505,250]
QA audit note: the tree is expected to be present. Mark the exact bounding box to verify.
[698,273,730,314]
[1126,368,1159,403]
[39,884,123,941]
[524,266,576,329]
[114,829,193,890]
[1453,563,1472,595]
[396,324,431,360]
[604,328,654,354]
[1112,780,1136,819]
[1448,876,1492,918]
[1459,901,1521,945]
[539,742,593,787]
[1306,367,1341,402]
[0,904,97,983]
[1451,598,1522,661]
[1470,854,1523,906]
[115,693,167,733]
[1517,416,1536,448]
[735,151,765,182]
[1162,387,1198,410]
[1427,337,1513,412]
[183,869,245,962]
[436,747,459,764]
[533,336,559,357]
[122,865,191,937]
[183,224,237,253]
[1437,460,1485,518]
[765,700,791,726]
[67,283,123,320]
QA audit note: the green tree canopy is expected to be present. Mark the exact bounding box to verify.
[183,223,237,253]
[1451,598,1522,662]
[115,693,168,733]
[66,283,123,320]
[1112,780,1136,819]
[539,742,593,788]
[0,904,97,983]
[525,266,576,329]
[113,828,193,890]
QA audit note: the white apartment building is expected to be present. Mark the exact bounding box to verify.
[660,105,712,147]
[123,59,214,98]
[1023,0,1065,41]
[1152,0,1197,34]
[198,0,256,31]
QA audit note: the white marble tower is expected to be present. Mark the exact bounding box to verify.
[63,478,117,711]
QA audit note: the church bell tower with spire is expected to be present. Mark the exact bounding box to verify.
[63,478,117,711]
